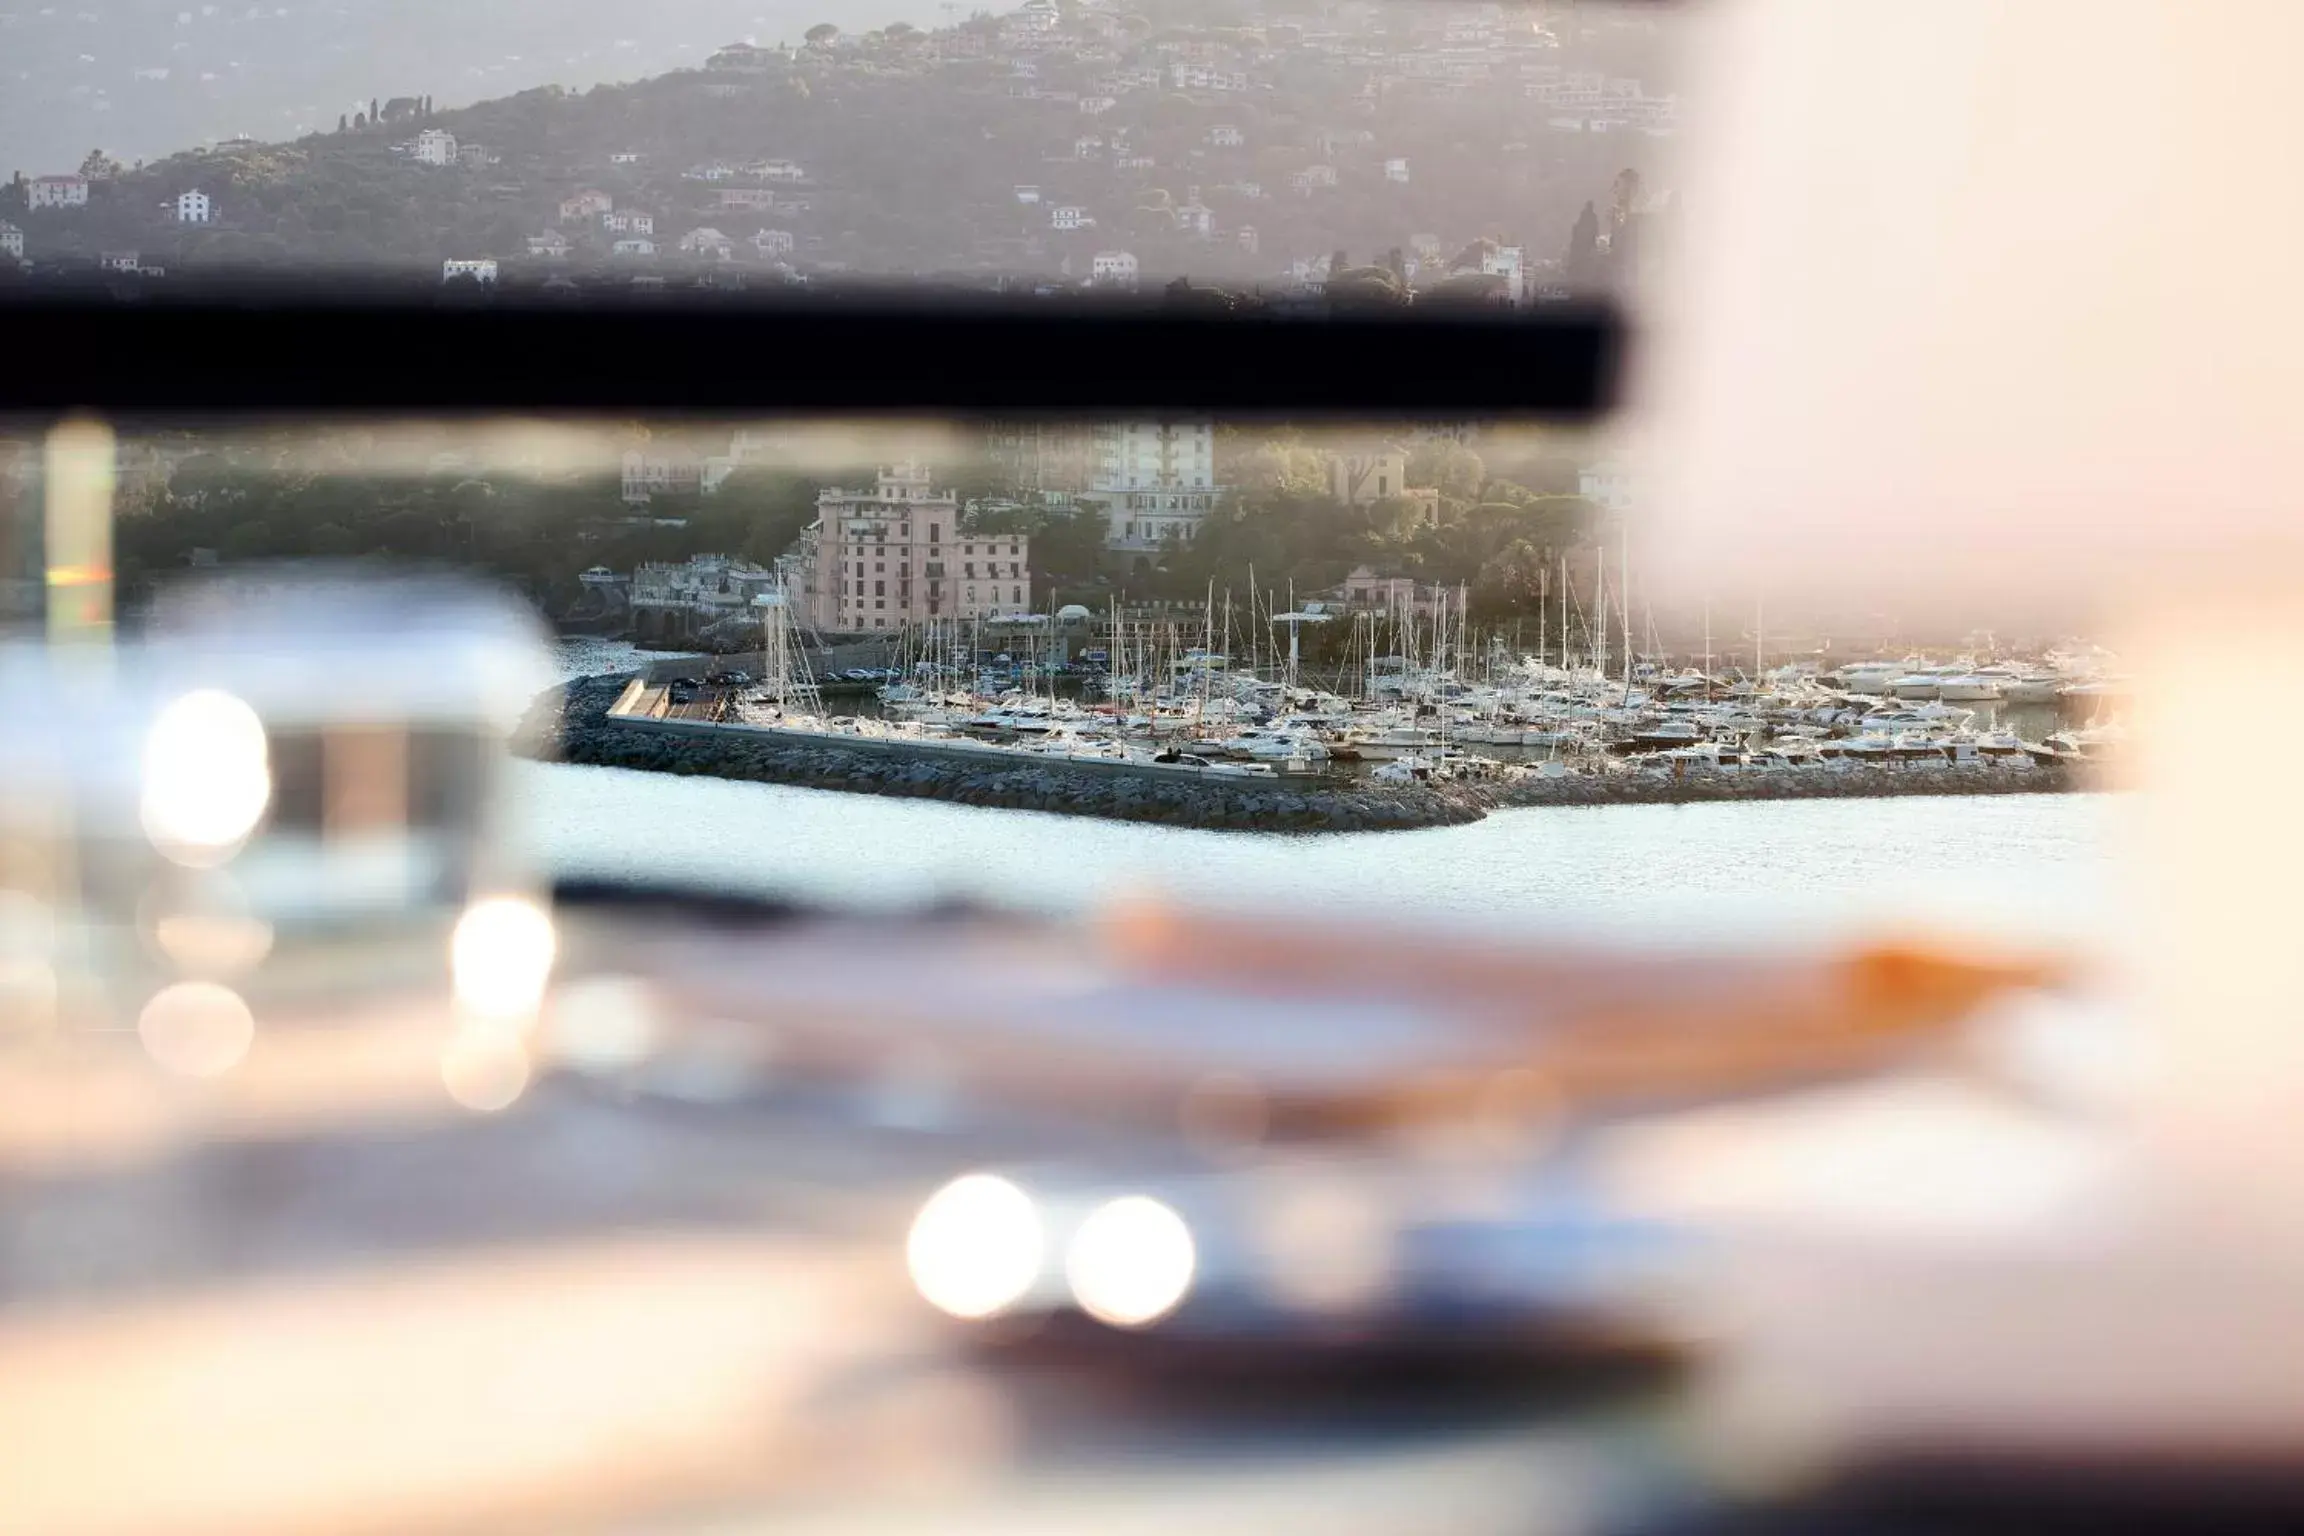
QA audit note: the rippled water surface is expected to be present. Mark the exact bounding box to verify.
[517,758,2117,948]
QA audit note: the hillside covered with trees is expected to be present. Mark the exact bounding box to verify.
[2,0,1674,294]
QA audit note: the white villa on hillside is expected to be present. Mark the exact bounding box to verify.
[28,174,89,210]
[678,226,735,258]
[1089,249,1138,288]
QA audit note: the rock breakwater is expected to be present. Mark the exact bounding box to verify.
[523,676,2082,834]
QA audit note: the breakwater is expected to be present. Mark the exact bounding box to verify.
[524,675,2083,834]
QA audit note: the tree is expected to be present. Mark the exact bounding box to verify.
[1423,270,1509,307]
[707,465,823,564]
[337,113,348,133]
[1323,265,1407,311]
[1564,200,1599,285]
[373,508,443,556]
[77,149,122,181]
[1446,236,1498,273]
[804,22,840,46]
[307,522,359,557]
[369,98,379,124]
[1407,441,1485,501]
[219,519,280,561]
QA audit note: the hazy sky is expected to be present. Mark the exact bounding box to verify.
[0,0,944,173]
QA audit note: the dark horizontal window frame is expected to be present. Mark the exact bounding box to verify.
[0,289,1622,421]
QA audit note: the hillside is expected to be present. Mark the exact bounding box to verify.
[0,0,1677,294]
[0,0,940,180]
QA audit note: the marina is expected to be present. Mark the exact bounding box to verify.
[545,602,2113,829]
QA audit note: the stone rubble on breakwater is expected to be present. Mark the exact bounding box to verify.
[523,675,2085,835]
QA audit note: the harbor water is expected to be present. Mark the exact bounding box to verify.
[537,640,2116,946]
[519,759,2115,947]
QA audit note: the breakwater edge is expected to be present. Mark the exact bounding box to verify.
[524,675,2086,835]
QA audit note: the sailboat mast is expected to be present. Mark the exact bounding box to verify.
[1559,553,1568,673]
[1595,542,1609,681]
[1755,594,1765,686]
[1703,597,1713,702]
[1620,516,1633,686]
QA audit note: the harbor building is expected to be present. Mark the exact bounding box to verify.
[628,553,779,641]
[794,464,1031,632]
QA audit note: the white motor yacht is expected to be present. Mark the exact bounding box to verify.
[1934,673,2004,702]
[1890,669,1952,699]
[1832,661,1909,696]
[1216,725,1333,763]
[1999,673,2067,704]
[1341,723,1443,761]
[1139,747,1278,778]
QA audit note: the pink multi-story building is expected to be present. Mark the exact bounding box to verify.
[794,464,1030,632]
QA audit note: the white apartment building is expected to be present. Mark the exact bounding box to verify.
[413,128,458,166]
[612,237,659,258]
[175,189,213,223]
[797,464,1031,631]
[751,228,795,257]
[603,209,655,235]
[1385,157,1410,183]
[1089,249,1138,288]
[1051,205,1090,230]
[441,258,498,284]
[0,223,22,259]
[1208,123,1244,147]
[1480,244,1527,305]
[1329,450,1407,505]
[1579,460,1634,511]
[1085,421,1222,552]
[28,175,89,210]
